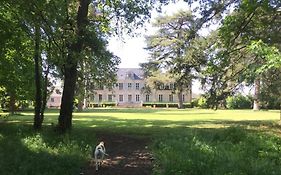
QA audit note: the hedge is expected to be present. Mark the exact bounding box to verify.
[142,102,192,108]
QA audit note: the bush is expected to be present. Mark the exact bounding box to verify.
[198,97,208,109]
[226,94,252,109]
[142,102,192,108]
[153,127,281,175]
[88,102,116,108]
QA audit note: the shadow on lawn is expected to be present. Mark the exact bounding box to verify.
[0,113,280,175]
[0,122,96,175]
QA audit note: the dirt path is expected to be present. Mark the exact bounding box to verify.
[81,133,153,175]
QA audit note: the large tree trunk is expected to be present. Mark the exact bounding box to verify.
[33,25,43,129]
[40,65,50,124]
[177,89,184,109]
[253,78,260,111]
[77,97,84,112]
[58,61,78,131]
[9,92,16,115]
[58,0,90,132]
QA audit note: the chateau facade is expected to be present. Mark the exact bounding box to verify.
[47,68,192,108]
[89,68,192,107]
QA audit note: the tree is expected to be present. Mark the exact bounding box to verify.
[57,0,172,132]
[201,0,281,109]
[145,10,206,108]
[0,2,35,114]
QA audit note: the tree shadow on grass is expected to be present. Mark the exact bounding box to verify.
[0,122,96,175]
[1,113,281,175]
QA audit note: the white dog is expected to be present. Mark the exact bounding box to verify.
[93,141,108,171]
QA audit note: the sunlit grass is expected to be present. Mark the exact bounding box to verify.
[0,108,281,175]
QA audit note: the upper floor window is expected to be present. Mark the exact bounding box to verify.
[51,98,55,102]
[119,83,123,90]
[55,89,61,95]
[128,83,132,89]
[158,84,165,90]
[136,83,140,90]
[170,83,174,90]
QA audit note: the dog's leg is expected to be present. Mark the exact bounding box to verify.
[95,154,98,171]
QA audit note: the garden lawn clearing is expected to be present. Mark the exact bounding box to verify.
[0,108,281,175]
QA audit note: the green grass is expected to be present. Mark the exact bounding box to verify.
[0,108,281,175]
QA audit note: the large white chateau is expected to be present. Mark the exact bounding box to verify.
[47,68,192,108]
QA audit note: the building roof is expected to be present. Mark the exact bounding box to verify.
[117,68,144,80]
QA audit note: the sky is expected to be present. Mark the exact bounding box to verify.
[107,1,203,94]
[107,0,191,68]
[106,1,252,95]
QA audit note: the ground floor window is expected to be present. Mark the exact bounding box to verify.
[159,94,163,102]
[128,94,132,102]
[119,95,123,102]
[169,94,173,102]
[136,94,140,102]
[108,94,113,102]
[145,94,150,102]
[99,94,102,102]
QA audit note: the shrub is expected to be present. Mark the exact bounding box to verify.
[142,102,192,108]
[153,127,281,175]
[226,94,252,109]
[198,97,208,109]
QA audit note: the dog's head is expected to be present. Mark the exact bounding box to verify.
[99,141,104,147]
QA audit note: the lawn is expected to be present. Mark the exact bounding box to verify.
[0,108,281,175]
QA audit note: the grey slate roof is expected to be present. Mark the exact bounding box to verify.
[117,68,144,80]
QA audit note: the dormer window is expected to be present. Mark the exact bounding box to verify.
[126,72,133,79]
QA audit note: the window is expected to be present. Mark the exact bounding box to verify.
[136,83,140,90]
[51,98,54,102]
[159,94,163,102]
[182,94,185,102]
[170,83,174,90]
[128,83,132,89]
[159,84,164,90]
[119,83,123,90]
[145,94,150,102]
[136,94,140,102]
[55,89,61,95]
[98,85,104,90]
[98,94,102,102]
[169,94,173,102]
[128,94,132,102]
[91,95,95,101]
[119,95,123,102]
[108,94,113,102]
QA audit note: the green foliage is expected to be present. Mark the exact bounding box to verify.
[226,94,252,109]
[0,124,95,175]
[0,108,280,174]
[142,102,192,108]
[201,0,281,108]
[145,10,199,107]
[153,127,281,175]
[197,97,208,109]
[87,102,116,108]
[248,40,281,73]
